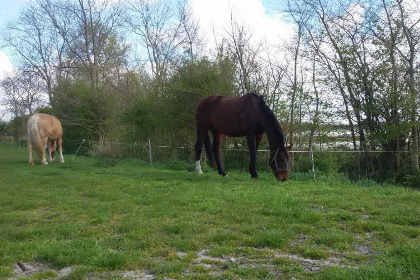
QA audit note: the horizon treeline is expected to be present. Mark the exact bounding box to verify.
[0,0,419,178]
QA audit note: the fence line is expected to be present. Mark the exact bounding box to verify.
[6,137,413,154]
[3,138,417,181]
[4,138,414,154]
[66,139,412,154]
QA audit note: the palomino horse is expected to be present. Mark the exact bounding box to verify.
[27,113,64,165]
[195,93,292,181]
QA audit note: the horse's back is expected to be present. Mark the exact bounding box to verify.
[195,94,261,136]
[28,113,63,139]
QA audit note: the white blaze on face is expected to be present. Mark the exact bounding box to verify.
[196,160,203,174]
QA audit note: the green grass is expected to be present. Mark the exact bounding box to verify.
[0,143,419,279]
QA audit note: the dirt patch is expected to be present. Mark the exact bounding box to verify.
[192,248,358,273]
[196,250,229,263]
[9,263,157,280]
[10,262,74,279]
[353,243,375,256]
[9,247,360,279]
[274,253,356,272]
[121,271,155,280]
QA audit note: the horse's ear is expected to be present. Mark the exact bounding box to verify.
[286,144,293,151]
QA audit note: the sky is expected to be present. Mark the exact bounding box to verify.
[0,0,295,120]
[0,0,28,80]
[190,0,294,51]
[0,0,294,79]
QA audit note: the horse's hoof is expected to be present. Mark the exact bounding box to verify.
[29,161,34,166]
[42,161,48,166]
[251,176,258,180]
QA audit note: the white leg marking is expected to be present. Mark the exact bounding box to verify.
[196,160,203,174]
[42,144,48,165]
[59,139,64,163]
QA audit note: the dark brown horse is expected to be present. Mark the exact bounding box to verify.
[195,93,292,180]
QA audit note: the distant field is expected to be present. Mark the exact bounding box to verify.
[0,143,419,280]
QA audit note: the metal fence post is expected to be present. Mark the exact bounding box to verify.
[148,139,153,165]
[72,139,86,159]
[311,148,315,178]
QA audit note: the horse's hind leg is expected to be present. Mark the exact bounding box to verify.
[48,141,53,162]
[195,128,208,174]
[58,137,64,163]
[41,137,49,165]
[211,130,227,177]
[28,139,34,165]
[256,134,263,150]
[204,134,215,168]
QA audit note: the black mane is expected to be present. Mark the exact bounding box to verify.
[250,93,285,147]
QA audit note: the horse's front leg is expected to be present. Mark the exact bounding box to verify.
[247,134,258,179]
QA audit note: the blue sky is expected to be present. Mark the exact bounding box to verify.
[0,0,26,29]
[0,0,293,74]
[0,0,295,120]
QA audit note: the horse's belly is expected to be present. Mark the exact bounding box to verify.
[212,122,247,137]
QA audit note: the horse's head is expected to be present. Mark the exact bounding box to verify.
[269,145,292,181]
[50,141,57,161]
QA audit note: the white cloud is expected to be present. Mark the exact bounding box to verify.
[0,50,14,80]
[0,50,14,121]
[190,0,294,53]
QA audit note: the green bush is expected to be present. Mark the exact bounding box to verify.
[400,174,420,189]
[293,152,340,175]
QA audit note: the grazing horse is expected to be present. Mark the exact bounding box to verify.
[195,93,292,181]
[27,113,64,165]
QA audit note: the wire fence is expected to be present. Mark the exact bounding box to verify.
[5,137,419,186]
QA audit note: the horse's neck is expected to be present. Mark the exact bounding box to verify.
[261,118,284,151]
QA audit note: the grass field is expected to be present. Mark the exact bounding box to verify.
[0,143,419,280]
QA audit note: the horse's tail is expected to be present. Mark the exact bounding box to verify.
[204,133,215,169]
[27,114,44,159]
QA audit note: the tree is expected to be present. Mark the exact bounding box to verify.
[38,0,127,90]
[126,0,201,91]
[1,2,64,103]
[0,71,45,118]
[395,0,420,173]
